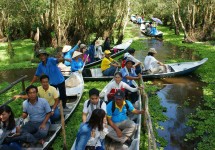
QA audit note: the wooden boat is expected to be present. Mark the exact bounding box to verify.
[100,79,142,150]
[140,24,163,38]
[70,79,142,150]
[142,58,208,79]
[23,72,84,150]
[84,39,133,68]
[82,58,208,81]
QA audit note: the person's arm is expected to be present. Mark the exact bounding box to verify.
[82,101,89,122]
[82,112,87,123]
[107,117,122,137]
[39,101,51,129]
[125,74,140,80]
[31,75,38,85]
[69,40,81,55]
[14,94,28,100]
[39,112,51,129]
[123,82,138,92]
[104,84,112,102]
[132,109,144,115]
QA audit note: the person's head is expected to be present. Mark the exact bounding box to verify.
[88,109,106,131]
[25,85,38,100]
[114,72,122,84]
[128,48,135,55]
[104,50,111,58]
[0,105,15,130]
[36,49,49,62]
[125,59,135,69]
[40,75,49,90]
[89,88,100,105]
[91,38,98,45]
[147,48,157,56]
[80,44,87,53]
[114,90,125,106]
[104,37,110,43]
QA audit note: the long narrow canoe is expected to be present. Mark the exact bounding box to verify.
[99,79,142,150]
[23,72,84,150]
[84,39,133,68]
[140,24,163,38]
[82,58,208,81]
[70,79,142,150]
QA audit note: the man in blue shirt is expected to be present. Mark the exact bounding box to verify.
[106,90,144,144]
[120,59,142,103]
[31,49,69,108]
[10,85,51,145]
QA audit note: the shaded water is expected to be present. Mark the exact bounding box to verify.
[134,37,204,149]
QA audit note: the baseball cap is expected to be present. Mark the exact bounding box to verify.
[114,90,125,100]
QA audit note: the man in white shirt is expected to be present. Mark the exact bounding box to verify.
[82,88,106,122]
[144,48,167,74]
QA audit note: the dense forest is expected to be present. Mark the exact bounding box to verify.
[0,0,214,48]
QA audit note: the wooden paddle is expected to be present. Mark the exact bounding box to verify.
[59,100,67,150]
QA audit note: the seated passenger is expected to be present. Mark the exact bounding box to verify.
[74,109,108,150]
[106,90,144,144]
[14,75,60,124]
[120,59,142,104]
[104,72,138,102]
[0,105,22,150]
[144,48,167,74]
[103,37,111,52]
[94,40,104,61]
[101,50,120,76]
[11,85,51,145]
[82,88,106,123]
[123,48,142,74]
[62,40,81,66]
[71,51,84,72]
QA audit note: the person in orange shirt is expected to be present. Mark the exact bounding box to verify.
[101,50,120,76]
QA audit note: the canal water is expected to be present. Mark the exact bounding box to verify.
[134,36,204,149]
[0,33,204,149]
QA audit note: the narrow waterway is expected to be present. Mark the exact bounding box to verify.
[134,35,204,150]
[0,28,205,150]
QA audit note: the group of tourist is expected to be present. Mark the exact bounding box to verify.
[0,33,168,149]
[101,47,167,77]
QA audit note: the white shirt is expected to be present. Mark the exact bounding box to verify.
[104,81,138,102]
[124,53,140,64]
[144,55,158,70]
[95,46,104,59]
[86,127,108,147]
[83,99,106,122]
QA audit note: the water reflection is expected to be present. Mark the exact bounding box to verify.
[135,39,199,63]
[156,77,204,150]
[0,68,36,83]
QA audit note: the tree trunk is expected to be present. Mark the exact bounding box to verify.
[172,11,179,35]
[176,0,194,42]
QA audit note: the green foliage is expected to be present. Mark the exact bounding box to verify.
[0,39,36,70]
[144,82,168,147]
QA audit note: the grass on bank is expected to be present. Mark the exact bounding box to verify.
[158,25,215,149]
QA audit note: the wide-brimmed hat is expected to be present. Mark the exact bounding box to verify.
[80,44,87,49]
[72,51,83,58]
[36,49,49,58]
[62,45,72,53]
[114,90,125,100]
[125,58,135,65]
[104,50,111,55]
[148,48,157,54]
